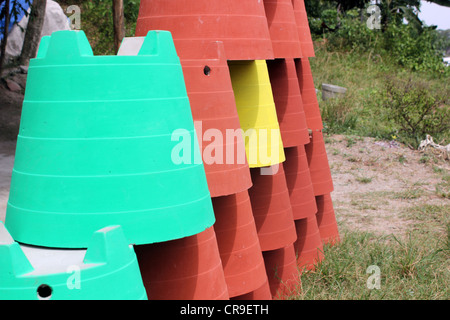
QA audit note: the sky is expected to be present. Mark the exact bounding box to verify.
[418,1,450,30]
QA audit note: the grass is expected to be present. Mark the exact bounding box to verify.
[391,188,425,200]
[435,173,450,199]
[290,226,449,300]
[310,41,450,147]
[286,157,449,300]
[355,176,373,184]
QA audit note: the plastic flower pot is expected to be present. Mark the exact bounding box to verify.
[119,37,252,197]
[291,0,315,57]
[267,58,310,148]
[135,0,274,61]
[248,165,298,252]
[228,60,286,168]
[180,42,253,197]
[212,191,268,298]
[263,0,302,59]
[304,130,334,196]
[230,280,273,300]
[284,146,318,220]
[262,243,301,299]
[0,223,147,300]
[316,194,340,246]
[5,30,215,248]
[294,58,323,130]
[294,216,324,271]
[134,227,229,300]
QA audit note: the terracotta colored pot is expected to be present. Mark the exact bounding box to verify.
[267,58,310,148]
[263,0,302,59]
[294,58,323,130]
[135,0,274,60]
[304,130,334,196]
[283,146,317,220]
[294,216,324,271]
[263,244,301,299]
[316,194,340,246]
[212,191,268,298]
[248,165,297,252]
[230,280,273,300]
[134,227,229,300]
[180,41,252,197]
[291,0,315,57]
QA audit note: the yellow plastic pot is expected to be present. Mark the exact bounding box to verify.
[228,60,285,168]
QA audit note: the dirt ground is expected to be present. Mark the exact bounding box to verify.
[326,134,449,237]
[0,73,449,237]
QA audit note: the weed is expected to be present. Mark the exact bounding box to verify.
[356,176,373,184]
[397,155,407,164]
[392,188,424,200]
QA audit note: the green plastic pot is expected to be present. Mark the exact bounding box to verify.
[0,222,147,300]
[5,30,215,248]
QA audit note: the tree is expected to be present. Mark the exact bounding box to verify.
[19,0,46,65]
[1,0,31,74]
[112,0,124,53]
[426,0,450,7]
[0,0,11,73]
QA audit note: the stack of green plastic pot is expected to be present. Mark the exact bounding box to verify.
[1,30,216,300]
[0,222,147,300]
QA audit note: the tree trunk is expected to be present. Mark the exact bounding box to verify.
[19,0,46,65]
[0,0,11,74]
[112,0,124,54]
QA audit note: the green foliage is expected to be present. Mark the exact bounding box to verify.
[383,24,448,74]
[66,0,140,55]
[381,77,450,147]
[307,1,449,77]
[321,94,359,135]
[435,29,450,54]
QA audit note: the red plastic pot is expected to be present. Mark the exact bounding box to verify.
[230,280,273,300]
[294,58,323,130]
[136,0,274,60]
[283,146,318,220]
[263,0,302,59]
[212,191,268,298]
[263,244,301,299]
[134,227,229,300]
[304,130,334,196]
[181,41,252,197]
[294,216,324,271]
[291,0,315,57]
[248,165,298,252]
[316,194,340,246]
[267,58,310,148]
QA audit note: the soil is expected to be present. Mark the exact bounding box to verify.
[325,134,449,237]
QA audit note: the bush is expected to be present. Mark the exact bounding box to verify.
[381,77,450,148]
[383,23,448,76]
[311,6,449,78]
[60,0,140,55]
[321,94,359,135]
